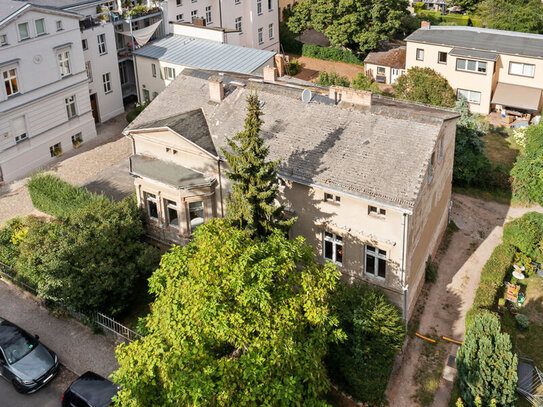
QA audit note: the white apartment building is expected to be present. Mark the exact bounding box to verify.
[163,0,279,52]
[0,0,97,183]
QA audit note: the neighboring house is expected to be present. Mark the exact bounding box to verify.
[364,46,406,85]
[163,0,279,52]
[123,68,459,322]
[0,0,97,183]
[132,24,275,103]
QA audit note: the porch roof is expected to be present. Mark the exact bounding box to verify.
[491,82,542,112]
[449,47,499,62]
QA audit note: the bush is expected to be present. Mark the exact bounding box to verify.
[126,102,148,123]
[511,123,543,205]
[515,314,530,330]
[351,72,381,93]
[393,67,456,108]
[327,282,405,405]
[27,174,106,218]
[302,44,363,65]
[317,71,350,87]
[287,58,301,76]
[502,212,543,263]
[0,217,34,268]
[425,256,438,283]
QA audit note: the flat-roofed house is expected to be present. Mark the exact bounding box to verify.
[123,69,459,323]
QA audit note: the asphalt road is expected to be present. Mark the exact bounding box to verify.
[0,366,76,407]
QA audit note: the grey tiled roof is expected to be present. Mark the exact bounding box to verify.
[133,35,275,75]
[127,71,457,210]
[406,26,543,59]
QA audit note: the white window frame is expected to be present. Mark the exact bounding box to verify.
[205,6,212,24]
[145,193,158,220]
[191,10,197,23]
[82,38,88,50]
[268,0,273,10]
[257,0,262,15]
[85,61,92,82]
[365,245,387,279]
[456,58,487,74]
[18,23,29,41]
[35,18,46,36]
[257,27,263,44]
[165,199,179,228]
[65,95,77,119]
[3,68,19,96]
[268,23,274,40]
[368,205,386,217]
[102,72,112,94]
[56,20,63,31]
[0,34,7,46]
[323,231,343,266]
[58,51,71,77]
[509,61,535,78]
[235,16,242,33]
[12,116,27,143]
[97,33,107,55]
[164,66,175,80]
[49,142,62,157]
[438,51,447,64]
[176,13,184,22]
[151,63,157,77]
[457,88,481,105]
[416,48,424,61]
[188,200,205,233]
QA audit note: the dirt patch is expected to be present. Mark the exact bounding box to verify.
[290,55,365,82]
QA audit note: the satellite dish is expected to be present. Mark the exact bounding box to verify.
[301,88,312,103]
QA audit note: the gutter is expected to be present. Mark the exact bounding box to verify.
[401,213,409,330]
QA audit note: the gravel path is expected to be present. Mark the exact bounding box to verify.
[0,115,130,226]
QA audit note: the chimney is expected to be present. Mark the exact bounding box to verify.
[274,54,285,77]
[421,21,431,28]
[263,66,277,82]
[193,17,206,27]
[328,85,372,107]
[209,78,224,103]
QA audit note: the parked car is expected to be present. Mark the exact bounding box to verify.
[0,317,59,393]
[62,371,119,407]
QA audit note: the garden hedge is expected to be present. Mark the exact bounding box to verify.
[27,174,107,218]
[465,243,516,328]
[418,10,482,27]
[301,44,363,65]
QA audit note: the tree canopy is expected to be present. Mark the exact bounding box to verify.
[393,67,456,108]
[222,93,295,240]
[112,219,342,406]
[286,0,409,53]
[511,123,543,205]
[477,0,543,33]
[452,0,482,11]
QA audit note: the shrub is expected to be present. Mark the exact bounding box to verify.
[502,212,543,263]
[0,217,34,267]
[301,44,363,65]
[511,123,543,205]
[27,174,106,218]
[317,71,350,87]
[393,67,456,108]
[350,72,381,93]
[515,314,530,330]
[327,282,405,405]
[425,256,438,283]
[126,102,148,123]
[279,21,303,54]
[287,58,301,76]
[457,313,517,407]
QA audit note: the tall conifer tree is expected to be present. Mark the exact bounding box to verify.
[222,92,295,239]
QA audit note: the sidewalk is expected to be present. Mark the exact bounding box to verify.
[0,279,118,378]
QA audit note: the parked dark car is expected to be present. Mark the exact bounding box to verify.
[62,371,119,407]
[0,317,59,393]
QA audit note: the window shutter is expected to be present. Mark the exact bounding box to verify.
[11,116,26,137]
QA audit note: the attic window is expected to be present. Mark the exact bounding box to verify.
[324,193,341,203]
[368,205,386,217]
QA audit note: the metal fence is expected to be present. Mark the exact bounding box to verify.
[94,311,142,342]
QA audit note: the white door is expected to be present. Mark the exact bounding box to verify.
[391,68,402,83]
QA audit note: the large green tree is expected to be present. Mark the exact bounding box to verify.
[453,0,482,12]
[222,93,294,239]
[511,123,543,205]
[393,67,456,108]
[112,219,342,406]
[286,0,409,53]
[16,198,159,315]
[477,0,543,33]
[456,313,517,407]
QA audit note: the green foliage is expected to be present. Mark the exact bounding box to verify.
[418,10,483,26]
[222,93,295,240]
[452,0,483,11]
[279,21,303,54]
[511,123,543,205]
[351,72,381,93]
[393,67,456,107]
[287,0,409,53]
[126,102,148,123]
[16,198,159,315]
[327,282,405,405]
[425,256,438,283]
[112,219,342,406]
[301,44,363,65]
[514,252,535,276]
[317,71,350,87]
[414,2,424,13]
[287,57,301,75]
[457,313,517,406]
[27,174,107,218]
[515,314,530,330]
[502,212,543,263]
[477,0,543,33]
[127,5,149,17]
[466,243,516,328]
[0,217,34,267]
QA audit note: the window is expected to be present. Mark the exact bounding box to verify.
[119,62,127,84]
[143,88,150,102]
[268,23,273,40]
[97,33,106,55]
[235,0,241,4]
[35,19,45,35]
[368,205,386,216]
[164,67,175,80]
[235,17,242,32]
[257,0,262,15]
[165,199,179,228]
[189,201,204,232]
[457,89,481,104]
[176,13,184,21]
[377,66,386,75]
[151,63,157,77]
[12,116,26,142]
[82,38,88,50]
[258,27,263,44]
[416,48,424,61]
[428,151,435,183]
[438,137,443,163]
[323,232,343,265]
[85,61,92,82]
[438,51,447,64]
[205,6,212,24]
[365,245,386,279]
[102,72,111,93]
[324,192,340,203]
[176,0,182,5]
[49,142,62,157]
[58,51,71,77]
[145,193,158,219]
[3,68,19,96]
[18,23,29,40]
[65,95,76,119]
[0,34,7,46]
[191,0,197,2]
[71,133,82,146]
[268,0,273,10]
[509,61,535,77]
[191,10,197,22]
[56,20,62,31]
[456,58,487,74]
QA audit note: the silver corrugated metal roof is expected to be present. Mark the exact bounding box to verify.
[133,35,275,75]
[406,26,543,59]
[449,47,499,61]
